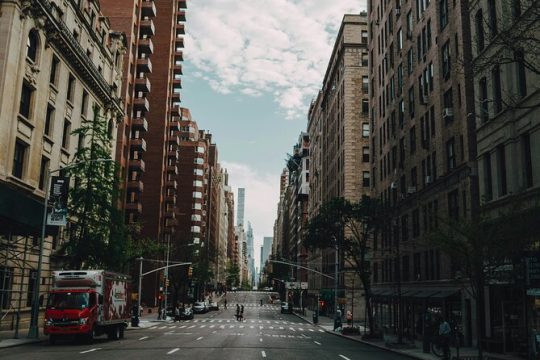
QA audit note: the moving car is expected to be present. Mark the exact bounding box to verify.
[280,302,293,314]
[193,301,208,314]
[209,302,219,311]
[177,307,194,320]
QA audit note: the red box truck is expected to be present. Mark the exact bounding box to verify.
[44,270,131,344]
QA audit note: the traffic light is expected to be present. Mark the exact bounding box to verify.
[188,266,193,278]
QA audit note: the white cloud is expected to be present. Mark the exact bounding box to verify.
[187,0,364,119]
[222,161,280,269]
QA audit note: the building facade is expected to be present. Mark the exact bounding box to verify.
[0,0,124,330]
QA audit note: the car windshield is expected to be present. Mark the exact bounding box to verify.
[47,292,89,310]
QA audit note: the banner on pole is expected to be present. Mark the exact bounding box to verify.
[47,176,69,226]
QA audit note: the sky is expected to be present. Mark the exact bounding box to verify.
[181,0,366,271]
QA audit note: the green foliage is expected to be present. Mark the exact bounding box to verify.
[225,260,240,287]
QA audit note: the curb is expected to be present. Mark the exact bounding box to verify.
[292,312,424,360]
[0,339,44,349]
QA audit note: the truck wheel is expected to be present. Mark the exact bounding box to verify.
[119,325,125,339]
[108,325,120,340]
[49,335,57,345]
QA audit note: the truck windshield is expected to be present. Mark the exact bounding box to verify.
[47,292,90,310]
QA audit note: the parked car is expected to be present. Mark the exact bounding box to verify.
[193,301,208,314]
[209,302,219,311]
[280,302,292,314]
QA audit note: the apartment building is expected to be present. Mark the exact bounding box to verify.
[470,0,540,352]
[305,13,370,318]
[0,0,124,330]
[368,0,478,346]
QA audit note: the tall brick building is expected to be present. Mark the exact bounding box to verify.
[368,0,478,345]
[100,0,186,306]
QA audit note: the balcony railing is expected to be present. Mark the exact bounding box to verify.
[167,150,179,160]
[141,0,157,18]
[135,76,151,93]
[129,158,146,172]
[136,57,152,73]
[130,138,147,152]
[172,78,182,89]
[127,180,144,192]
[133,97,150,112]
[132,117,148,132]
[167,165,178,175]
[166,179,178,189]
[139,18,155,36]
[176,10,186,21]
[178,0,187,9]
[169,119,181,131]
[176,23,185,35]
[125,202,143,213]
[138,38,154,54]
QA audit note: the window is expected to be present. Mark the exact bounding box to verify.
[407,48,413,74]
[26,270,37,307]
[479,77,489,123]
[446,137,455,171]
[483,152,493,201]
[522,133,533,188]
[67,74,75,102]
[401,215,409,242]
[408,86,415,117]
[475,10,484,52]
[515,50,527,98]
[12,141,27,179]
[0,267,13,309]
[362,123,369,138]
[362,99,369,114]
[26,30,39,62]
[439,0,448,29]
[361,30,368,44]
[62,119,71,149]
[487,0,498,37]
[448,189,459,220]
[512,0,521,20]
[496,145,507,196]
[402,256,410,282]
[44,105,54,136]
[19,83,33,119]
[49,56,60,85]
[397,28,403,50]
[492,65,502,114]
[362,147,370,163]
[362,76,369,92]
[362,171,371,187]
[409,126,416,154]
[412,209,420,238]
[442,41,451,79]
[39,157,49,190]
[81,90,89,117]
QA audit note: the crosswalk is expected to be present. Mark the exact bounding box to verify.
[148,322,326,333]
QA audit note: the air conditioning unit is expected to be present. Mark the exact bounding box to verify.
[395,7,401,15]
[407,186,417,194]
[425,176,433,184]
[390,181,398,189]
[443,107,454,119]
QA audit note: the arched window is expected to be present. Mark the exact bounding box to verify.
[26,30,39,62]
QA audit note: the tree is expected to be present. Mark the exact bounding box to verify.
[427,202,540,358]
[61,105,128,271]
[305,196,386,337]
[225,260,240,288]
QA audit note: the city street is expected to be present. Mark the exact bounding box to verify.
[0,292,408,360]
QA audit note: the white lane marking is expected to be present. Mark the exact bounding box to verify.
[185,320,191,323]
[299,327,304,331]
[290,327,296,332]
[250,325,254,329]
[229,325,235,328]
[319,329,324,332]
[168,326,176,329]
[314,341,321,345]
[261,351,267,358]
[188,325,196,328]
[259,326,264,330]
[260,338,263,342]
[167,348,180,355]
[200,325,206,328]
[139,336,149,340]
[159,326,167,329]
[150,326,157,330]
[239,325,244,328]
[269,326,273,330]
[209,325,215,328]
[339,355,351,360]
[196,336,203,341]
[309,329,314,332]
[179,325,187,329]
[80,348,101,354]
[279,326,284,330]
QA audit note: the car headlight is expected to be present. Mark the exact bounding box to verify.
[45,319,53,326]
[79,318,88,325]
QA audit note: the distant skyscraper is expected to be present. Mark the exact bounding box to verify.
[237,188,245,227]
[262,237,272,267]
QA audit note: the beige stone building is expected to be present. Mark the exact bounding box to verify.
[306,13,370,319]
[0,0,124,331]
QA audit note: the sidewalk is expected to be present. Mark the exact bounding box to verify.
[0,328,45,349]
[293,309,523,360]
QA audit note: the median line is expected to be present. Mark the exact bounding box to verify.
[314,341,321,345]
[339,355,351,360]
[167,348,180,355]
[139,336,149,340]
[80,348,101,354]
[196,336,203,341]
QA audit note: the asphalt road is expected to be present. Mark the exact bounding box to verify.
[0,291,409,360]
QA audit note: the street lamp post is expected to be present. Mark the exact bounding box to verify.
[334,243,339,323]
[27,158,114,339]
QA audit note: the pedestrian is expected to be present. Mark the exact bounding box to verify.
[346,310,353,327]
[334,310,342,331]
[157,305,162,320]
[438,316,451,359]
[236,304,240,321]
[224,298,228,309]
[240,304,244,321]
[260,299,263,306]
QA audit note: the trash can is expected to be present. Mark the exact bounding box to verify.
[312,312,318,324]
